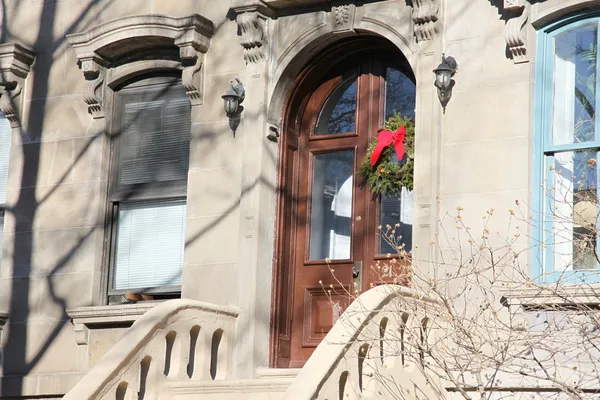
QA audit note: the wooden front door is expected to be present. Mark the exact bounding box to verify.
[272,40,416,368]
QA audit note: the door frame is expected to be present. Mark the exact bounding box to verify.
[269,36,414,368]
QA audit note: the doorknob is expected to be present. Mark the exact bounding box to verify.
[353,261,362,292]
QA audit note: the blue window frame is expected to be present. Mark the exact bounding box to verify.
[534,13,600,283]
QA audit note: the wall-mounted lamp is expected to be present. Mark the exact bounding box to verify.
[222,78,245,134]
[433,54,457,112]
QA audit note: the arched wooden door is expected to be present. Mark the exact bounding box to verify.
[271,39,416,368]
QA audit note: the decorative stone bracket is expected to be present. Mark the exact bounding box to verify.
[67,14,215,117]
[0,44,36,128]
[237,11,268,64]
[504,0,529,64]
[412,0,440,42]
[233,2,274,65]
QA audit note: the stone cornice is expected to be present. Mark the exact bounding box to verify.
[0,43,36,128]
[66,14,215,115]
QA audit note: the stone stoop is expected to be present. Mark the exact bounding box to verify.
[167,373,300,399]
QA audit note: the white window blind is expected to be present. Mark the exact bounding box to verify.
[118,90,191,189]
[113,200,186,291]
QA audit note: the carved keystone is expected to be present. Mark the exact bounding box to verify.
[0,43,36,128]
[67,14,215,114]
[332,3,356,33]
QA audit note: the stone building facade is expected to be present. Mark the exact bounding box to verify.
[0,0,594,398]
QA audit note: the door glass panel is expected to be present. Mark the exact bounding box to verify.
[309,151,354,260]
[315,75,357,135]
[379,188,413,254]
[385,67,416,120]
[552,24,597,145]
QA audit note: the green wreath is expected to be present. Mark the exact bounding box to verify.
[358,112,414,197]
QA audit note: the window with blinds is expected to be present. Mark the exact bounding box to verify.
[109,79,191,294]
[0,115,11,266]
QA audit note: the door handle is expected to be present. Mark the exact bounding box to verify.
[353,261,363,292]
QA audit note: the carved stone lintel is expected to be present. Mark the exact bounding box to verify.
[412,0,440,42]
[505,3,529,64]
[0,43,36,129]
[332,3,356,33]
[67,14,215,111]
[237,11,268,64]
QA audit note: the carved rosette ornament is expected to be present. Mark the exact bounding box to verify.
[0,43,36,128]
[412,0,440,42]
[237,11,268,64]
[67,14,215,116]
[504,0,529,64]
[332,3,356,33]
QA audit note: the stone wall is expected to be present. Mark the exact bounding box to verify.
[0,0,584,397]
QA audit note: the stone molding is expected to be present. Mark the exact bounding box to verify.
[504,0,529,64]
[0,43,36,128]
[67,303,157,345]
[500,286,600,308]
[237,11,268,64]
[66,14,215,115]
[411,0,440,42]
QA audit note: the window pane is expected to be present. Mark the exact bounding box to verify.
[309,151,354,260]
[552,24,597,146]
[118,85,191,188]
[0,115,12,205]
[379,188,413,254]
[113,200,186,290]
[550,151,598,272]
[315,75,357,135]
[385,67,416,120]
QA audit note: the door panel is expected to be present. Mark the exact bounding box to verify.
[275,49,416,368]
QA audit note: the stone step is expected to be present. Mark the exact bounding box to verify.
[167,377,295,400]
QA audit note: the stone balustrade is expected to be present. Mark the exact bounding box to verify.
[63,300,239,400]
[283,285,447,399]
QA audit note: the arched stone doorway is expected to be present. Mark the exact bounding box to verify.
[271,36,417,368]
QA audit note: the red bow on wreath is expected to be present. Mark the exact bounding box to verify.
[370,126,406,166]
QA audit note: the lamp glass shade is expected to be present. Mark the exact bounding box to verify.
[435,70,452,89]
[223,95,239,115]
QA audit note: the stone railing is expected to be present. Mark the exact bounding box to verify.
[283,285,447,399]
[63,300,239,400]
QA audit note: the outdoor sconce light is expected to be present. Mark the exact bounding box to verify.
[222,78,245,134]
[433,54,458,112]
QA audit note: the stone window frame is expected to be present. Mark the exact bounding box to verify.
[67,14,214,305]
[532,10,600,284]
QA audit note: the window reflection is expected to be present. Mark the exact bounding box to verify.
[309,151,354,260]
[551,150,598,271]
[385,67,416,120]
[315,75,357,135]
[552,24,597,145]
[379,189,413,254]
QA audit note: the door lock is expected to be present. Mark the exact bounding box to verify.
[353,261,363,292]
